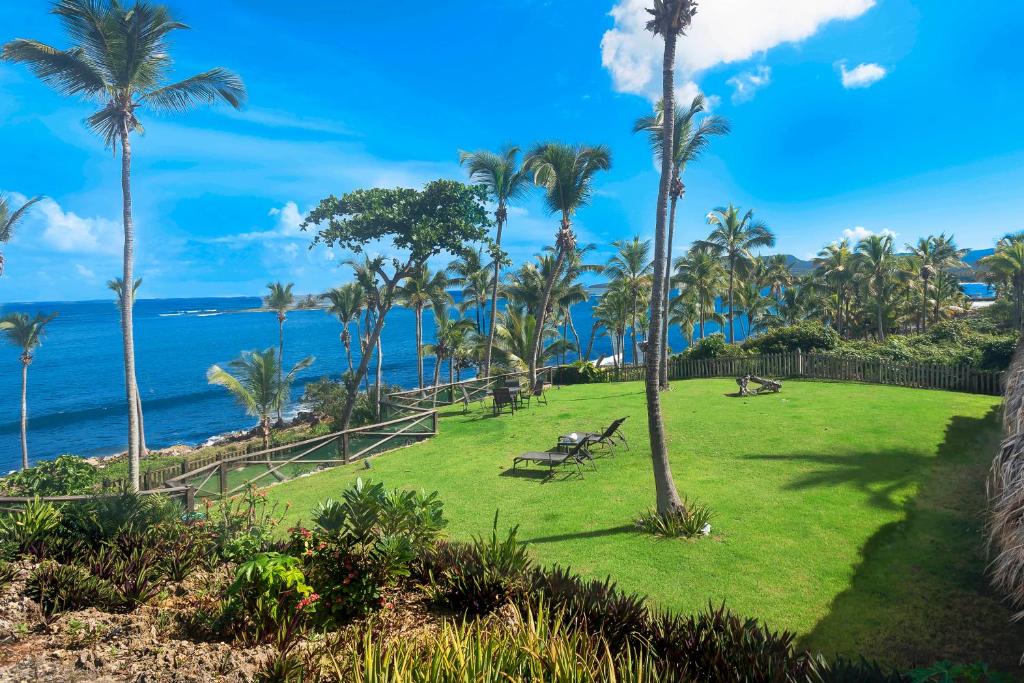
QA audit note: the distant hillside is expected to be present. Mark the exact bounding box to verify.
[963,248,994,265]
[780,255,815,275]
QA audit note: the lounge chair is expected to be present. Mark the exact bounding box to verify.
[575,417,629,453]
[492,386,516,416]
[512,439,591,478]
[520,378,548,408]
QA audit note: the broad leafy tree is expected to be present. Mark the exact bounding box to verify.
[3,0,246,491]
[302,180,490,428]
[0,312,57,469]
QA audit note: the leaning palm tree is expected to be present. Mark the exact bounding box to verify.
[642,0,698,516]
[698,205,775,344]
[107,276,146,455]
[460,146,531,377]
[634,94,730,386]
[980,233,1024,330]
[3,0,246,491]
[264,282,294,423]
[603,236,653,365]
[397,264,450,388]
[522,142,611,385]
[321,283,364,374]
[0,193,43,277]
[207,348,314,449]
[0,312,57,469]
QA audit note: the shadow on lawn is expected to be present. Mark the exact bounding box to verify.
[797,407,1024,671]
[522,524,635,545]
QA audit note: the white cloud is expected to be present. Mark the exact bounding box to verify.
[727,66,772,103]
[601,0,876,101]
[12,195,122,255]
[839,61,887,88]
[842,226,897,243]
[74,263,96,280]
[268,201,304,236]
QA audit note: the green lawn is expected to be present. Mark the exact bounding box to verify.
[265,379,1023,670]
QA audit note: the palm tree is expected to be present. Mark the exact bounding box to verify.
[492,306,573,372]
[980,233,1024,329]
[698,205,775,344]
[668,294,699,346]
[0,193,43,277]
[460,146,530,377]
[603,236,653,365]
[397,264,450,388]
[3,0,246,491]
[264,282,294,423]
[906,234,966,331]
[634,95,730,386]
[673,244,724,339]
[522,142,611,386]
[447,247,487,332]
[814,239,854,335]
[855,234,897,340]
[207,348,313,449]
[424,308,475,388]
[107,277,146,455]
[321,283,363,374]
[0,312,57,469]
[594,282,633,367]
[642,0,698,515]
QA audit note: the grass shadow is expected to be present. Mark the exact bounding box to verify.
[498,467,581,484]
[798,407,1024,670]
[522,524,636,544]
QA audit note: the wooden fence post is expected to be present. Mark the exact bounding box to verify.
[185,486,195,514]
[218,461,228,496]
[342,433,350,465]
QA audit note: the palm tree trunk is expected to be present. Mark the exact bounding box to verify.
[260,417,270,449]
[647,28,684,516]
[136,392,147,456]
[484,209,505,378]
[277,317,285,423]
[567,308,582,361]
[630,292,639,366]
[877,303,885,341]
[375,330,383,420]
[415,306,424,388]
[660,191,679,389]
[527,241,567,386]
[448,355,454,385]
[727,262,735,344]
[343,327,354,375]
[19,359,28,470]
[699,301,706,340]
[585,321,599,361]
[119,126,142,492]
[341,297,393,429]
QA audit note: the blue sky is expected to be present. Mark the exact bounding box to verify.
[0,0,1021,302]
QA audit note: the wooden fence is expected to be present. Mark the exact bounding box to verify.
[602,351,1003,396]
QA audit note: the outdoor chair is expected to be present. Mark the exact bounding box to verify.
[492,387,516,416]
[575,417,629,454]
[512,438,592,478]
[520,378,548,408]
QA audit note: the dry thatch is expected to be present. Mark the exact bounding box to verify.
[988,342,1024,623]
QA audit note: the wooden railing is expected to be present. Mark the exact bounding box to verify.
[597,351,1003,396]
[386,366,556,411]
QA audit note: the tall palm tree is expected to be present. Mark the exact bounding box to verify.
[492,306,573,372]
[107,276,146,455]
[0,193,43,277]
[668,294,699,346]
[634,95,730,386]
[207,348,313,449]
[321,283,363,374]
[3,0,246,491]
[698,205,775,344]
[603,236,653,365]
[642,0,698,515]
[855,234,897,340]
[674,244,724,340]
[814,239,854,335]
[906,233,965,331]
[980,233,1024,330]
[460,146,530,377]
[264,282,294,423]
[397,264,450,388]
[0,312,57,470]
[424,308,475,388]
[446,247,487,332]
[522,142,611,385]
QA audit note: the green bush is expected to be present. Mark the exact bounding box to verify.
[635,499,714,539]
[0,498,62,557]
[742,321,840,355]
[553,361,610,385]
[679,333,744,361]
[224,552,316,645]
[27,561,121,615]
[0,455,98,496]
[202,485,287,564]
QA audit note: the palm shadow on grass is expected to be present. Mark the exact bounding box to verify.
[522,524,635,544]
[791,407,1024,671]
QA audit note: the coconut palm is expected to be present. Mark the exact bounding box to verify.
[264,282,294,423]
[492,306,573,372]
[0,193,43,277]
[634,95,730,386]
[447,248,490,333]
[980,233,1024,329]
[594,282,633,368]
[460,146,531,377]
[107,276,146,455]
[3,0,246,491]
[0,312,57,469]
[207,348,313,449]
[397,264,450,388]
[603,236,653,365]
[668,295,699,346]
[814,239,855,335]
[321,283,363,374]
[854,234,897,340]
[424,308,475,388]
[906,234,966,331]
[521,142,611,385]
[698,205,775,344]
[673,244,724,340]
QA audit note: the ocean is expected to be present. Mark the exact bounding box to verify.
[0,294,719,470]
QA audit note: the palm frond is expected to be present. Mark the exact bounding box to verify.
[143,67,247,111]
[0,40,106,97]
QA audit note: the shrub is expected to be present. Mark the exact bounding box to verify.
[60,489,181,549]
[0,455,98,496]
[205,485,287,563]
[423,513,532,615]
[0,498,62,556]
[224,552,317,645]
[553,361,610,385]
[0,560,16,587]
[742,321,840,355]
[82,530,169,609]
[635,499,714,539]
[980,335,1017,371]
[818,656,907,682]
[27,561,121,615]
[680,333,742,361]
